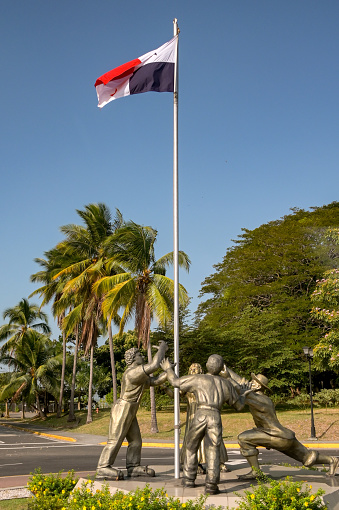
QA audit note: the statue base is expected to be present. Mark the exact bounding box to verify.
[74,464,339,509]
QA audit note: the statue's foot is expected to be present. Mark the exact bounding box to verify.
[96,467,124,480]
[182,478,195,488]
[220,463,230,472]
[328,457,339,477]
[127,465,155,477]
[237,470,262,480]
[205,483,220,495]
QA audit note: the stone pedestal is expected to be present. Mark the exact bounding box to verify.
[75,464,339,510]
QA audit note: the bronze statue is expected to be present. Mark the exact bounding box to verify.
[96,341,168,480]
[161,354,252,494]
[222,367,339,479]
[180,363,229,474]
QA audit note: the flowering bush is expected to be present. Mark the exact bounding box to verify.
[27,468,78,510]
[67,482,214,510]
[233,475,326,510]
[26,473,221,510]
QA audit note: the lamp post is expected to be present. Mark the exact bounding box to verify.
[302,346,316,439]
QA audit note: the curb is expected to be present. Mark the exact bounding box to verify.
[0,422,76,443]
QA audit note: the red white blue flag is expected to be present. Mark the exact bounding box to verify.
[95,36,177,108]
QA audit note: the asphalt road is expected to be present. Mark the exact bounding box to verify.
[0,425,338,486]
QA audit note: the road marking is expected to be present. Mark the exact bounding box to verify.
[0,462,23,467]
[226,459,248,465]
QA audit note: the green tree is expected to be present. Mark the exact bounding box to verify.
[0,330,61,418]
[94,330,139,397]
[30,245,77,418]
[94,221,190,432]
[52,203,124,423]
[196,203,339,394]
[0,298,50,355]
[311,228,339,373]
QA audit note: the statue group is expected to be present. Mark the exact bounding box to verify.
[96,340,339,495]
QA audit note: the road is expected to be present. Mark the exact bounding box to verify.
[0,425,338,488]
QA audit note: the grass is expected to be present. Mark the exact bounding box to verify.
[10,405,339,442]
[0,499,29,509]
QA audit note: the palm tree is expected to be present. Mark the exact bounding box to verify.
[0,330,61,418]
[0,298,51,356]
[94,221,190,432]
[30,246,77,418]
[52,203,124,423]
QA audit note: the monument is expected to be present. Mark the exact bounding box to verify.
[161,354,252,494]
[221,366,339,479]
[96,340,168,480]
[180,362,229,474]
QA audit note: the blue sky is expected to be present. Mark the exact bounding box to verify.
[1,1,339,339]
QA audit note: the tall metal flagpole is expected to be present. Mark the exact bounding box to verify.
[173,18,180,479]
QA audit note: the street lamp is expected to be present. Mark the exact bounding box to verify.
[302,346,317,439]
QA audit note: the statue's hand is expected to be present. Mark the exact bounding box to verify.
[153,340,169,352]
[160,358,175,371]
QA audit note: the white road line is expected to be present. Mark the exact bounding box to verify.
[226,460,248,465]
[0,462,23,467]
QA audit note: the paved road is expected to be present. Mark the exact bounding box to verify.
[0,424,338,488]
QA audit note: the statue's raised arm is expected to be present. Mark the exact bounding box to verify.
[143,340,168,375]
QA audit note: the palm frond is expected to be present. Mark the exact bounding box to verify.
[62,304,84,337]
[93,273,131,296]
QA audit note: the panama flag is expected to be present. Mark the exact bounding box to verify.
[95,36,177,108]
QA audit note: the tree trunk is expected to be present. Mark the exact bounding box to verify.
[68,327,79,422]
[36,394,45,419]
[21,397,25,420]
[86,345,94,424]
[5,401,9,418]
[147,342,159,433]
[57,328,67,418]
[108,322,118,403]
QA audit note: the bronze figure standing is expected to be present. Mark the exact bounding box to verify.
[96,341,168,480]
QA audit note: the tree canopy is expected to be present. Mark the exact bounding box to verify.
[196,202,339,393]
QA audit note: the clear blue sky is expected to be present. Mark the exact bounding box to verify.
[1,1,339,339]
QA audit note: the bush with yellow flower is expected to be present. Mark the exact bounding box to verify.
[233,475,327,510]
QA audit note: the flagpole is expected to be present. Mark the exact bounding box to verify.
[172,18,180,480]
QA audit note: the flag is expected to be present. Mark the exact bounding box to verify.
[95,36,177,108]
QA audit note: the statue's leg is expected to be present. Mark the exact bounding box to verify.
[96,400,133,479]
[317,455,339,476]
[280,439,316,465]
[219,434,229,471]
[204,412,222,494]
[237,430,262,480]
[183,414,206,487]
[126,416,155,477]
[282,439,339,476]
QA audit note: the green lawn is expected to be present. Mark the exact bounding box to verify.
[0,499,29,510]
